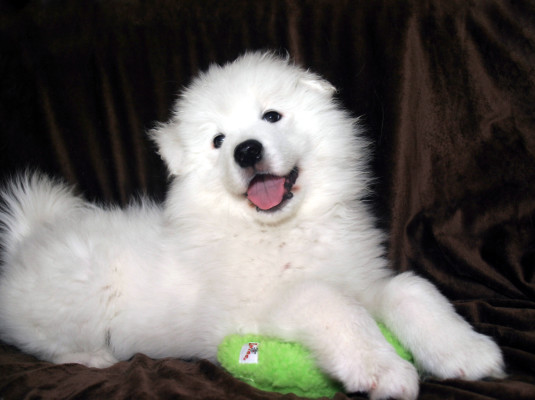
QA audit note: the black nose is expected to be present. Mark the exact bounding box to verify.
[234,139,263,168]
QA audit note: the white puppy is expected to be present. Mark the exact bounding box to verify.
[0,53,504,400]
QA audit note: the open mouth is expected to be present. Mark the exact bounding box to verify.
[246,167,299,211]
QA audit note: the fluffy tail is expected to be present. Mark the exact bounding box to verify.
[0,172,84,260]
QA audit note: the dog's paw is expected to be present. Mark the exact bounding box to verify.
[343,353,419,400]
[369,357,419,400]
[53,350,118,368]
[420,330,505,380]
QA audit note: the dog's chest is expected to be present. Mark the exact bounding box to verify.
[221,224,339,280]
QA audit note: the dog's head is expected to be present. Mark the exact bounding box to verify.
[151,52,366,224]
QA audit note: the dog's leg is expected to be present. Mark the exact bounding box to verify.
[365,272,505,380]
[261,281,419,400]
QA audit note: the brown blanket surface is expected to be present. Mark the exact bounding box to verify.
[1,0,534,399]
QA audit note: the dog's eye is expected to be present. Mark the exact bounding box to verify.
[213,134,225,149]
[262,111,282,123]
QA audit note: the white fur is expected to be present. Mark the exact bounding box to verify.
[0,53,504,399]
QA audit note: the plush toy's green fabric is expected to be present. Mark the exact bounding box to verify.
[217,324,413,399]
[218,334,342,398]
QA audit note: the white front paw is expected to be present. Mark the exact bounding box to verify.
[342,352,419,400]
[369,357,419,400]
[422,331,505,380]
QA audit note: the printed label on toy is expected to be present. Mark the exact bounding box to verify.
[239,342,259,364]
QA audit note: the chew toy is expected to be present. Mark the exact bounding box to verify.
[217,323,413,398]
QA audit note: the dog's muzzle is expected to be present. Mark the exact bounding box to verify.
[234,139,298,212]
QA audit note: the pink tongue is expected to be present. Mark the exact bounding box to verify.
[247,175,286,210]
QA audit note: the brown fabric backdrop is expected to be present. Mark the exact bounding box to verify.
[1,0,534,399]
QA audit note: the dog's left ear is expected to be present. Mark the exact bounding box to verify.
[148,121,185,176]
[300,76,337,98]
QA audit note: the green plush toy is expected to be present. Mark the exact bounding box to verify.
[217,323,413,399]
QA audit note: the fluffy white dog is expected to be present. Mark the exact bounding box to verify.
[0,53,504,399]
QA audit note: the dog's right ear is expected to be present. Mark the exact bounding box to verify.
[149,121,184,176]
[300,77,337,97]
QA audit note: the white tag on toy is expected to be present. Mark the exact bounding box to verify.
[239,342,259,364]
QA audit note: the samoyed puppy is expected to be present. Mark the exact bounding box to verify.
[0,52,504,399]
